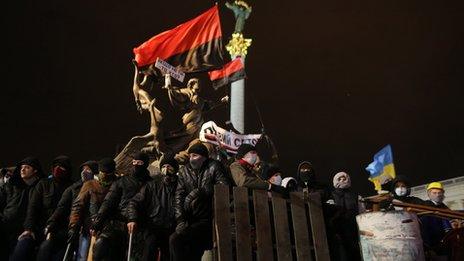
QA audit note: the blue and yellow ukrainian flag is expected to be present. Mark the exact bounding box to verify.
[365,144,396,191]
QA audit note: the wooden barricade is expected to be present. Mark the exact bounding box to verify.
[214,185,330,261]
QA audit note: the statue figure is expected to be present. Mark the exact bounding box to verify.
[225,1,252,33]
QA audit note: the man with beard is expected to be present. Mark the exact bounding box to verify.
[91,152,152,261]
[230,143,288,195]
[0,157,43,260]
[170,143,230,261]
[127,156,179,261]
[68,158,117,261]
[12,155,73,261]
[326,172,362,261]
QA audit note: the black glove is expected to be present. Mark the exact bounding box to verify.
[269,184,289,198]
[90,215,104,232]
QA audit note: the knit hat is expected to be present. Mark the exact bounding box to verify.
[98,158,116,173]
[187,143,209,158]
[79,160,99,174]
[19,156,44,177]
[333,172,351,189]
[236,143,256,159]
[160,156,179,173]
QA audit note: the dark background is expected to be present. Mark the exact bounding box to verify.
[1,1,463,195]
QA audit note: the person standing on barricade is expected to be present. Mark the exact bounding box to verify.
[127,156,179,261]
[169,142,230,261]
[91,152,152,261]
[67,158,117,261]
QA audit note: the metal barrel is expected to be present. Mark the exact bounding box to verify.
[356,210,425,261]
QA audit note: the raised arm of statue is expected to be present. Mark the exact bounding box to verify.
[225,1,252,33]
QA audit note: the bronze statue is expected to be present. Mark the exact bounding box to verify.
[225,1,252,33]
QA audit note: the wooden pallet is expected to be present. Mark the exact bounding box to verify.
[213,185,331,261]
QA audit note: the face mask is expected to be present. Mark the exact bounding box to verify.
[97,172,114,187]
[243,153,258,166]
[52,166,68,180]
[299,169,315,183]
[270,175,282,186]
[190,157,206,170]
[81,170,94,182]
[430,194,445,204]
[395,187,408,197]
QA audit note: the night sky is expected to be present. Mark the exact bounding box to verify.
[2,1,464,195]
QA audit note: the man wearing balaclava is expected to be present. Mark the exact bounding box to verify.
[127,156,179,261]
[11,155,73,261]
[38,160,98,261]
[326,172,362,261]
[0,157,42,260]
[296,161,330,200]
[230,143,288,195]
[91,152,152,261]
[170,142,229,261]
[419,182,452,258]
[67,157,117,261]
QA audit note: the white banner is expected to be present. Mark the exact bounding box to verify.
[199,121,262,154]
[154,58,185,82]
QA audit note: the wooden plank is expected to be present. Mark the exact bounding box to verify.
[233,187,253,261]
[253,190,274,261]
[214,185,233,261]
[290,192,313,261]
[272,194,293,261]
[307,192,331,261]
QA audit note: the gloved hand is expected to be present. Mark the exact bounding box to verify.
[90,215,104,233]
[269,184,289,198]
[44,223,55,237]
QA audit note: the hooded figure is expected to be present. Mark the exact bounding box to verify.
[296,161,330,201]
[12,155,73,261]
[91,153,152,260]
[326,172,362,261]
[389,175,424,205]
[127,156,179,261]
[0,157,42,260]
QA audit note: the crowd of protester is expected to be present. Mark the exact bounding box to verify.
[1,142,462,261]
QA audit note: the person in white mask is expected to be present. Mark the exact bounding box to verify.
[389,176,424,205]
[229,144,288,196]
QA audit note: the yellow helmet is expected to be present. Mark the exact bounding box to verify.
[427,182,444,190]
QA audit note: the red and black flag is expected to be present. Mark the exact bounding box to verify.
[208,58,246,89]
[133,5,225,73]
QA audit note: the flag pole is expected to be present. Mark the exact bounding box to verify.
[226,1,252,134]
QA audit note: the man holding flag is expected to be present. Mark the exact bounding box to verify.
[365,144,396,192]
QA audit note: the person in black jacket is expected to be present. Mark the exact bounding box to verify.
[0,157,43,260]
[326,171,362,261]
[91,152,152,261]
[389,175,424,205]
[169,143,230,261]
[127,156,179,261]
[11,155,73,261]
[38,160,98,261]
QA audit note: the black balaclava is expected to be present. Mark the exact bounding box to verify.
[297,161,316,186]
[51,155,72,183]
[133,152,150,178]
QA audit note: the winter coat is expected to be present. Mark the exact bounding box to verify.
[230,160,268,190]
[0,178,40,236]
[174,159,229,225]
[127,177,177,230]
[68,178,115,231]
[96,170,152,223]
[46,180,83,231]
[23,177,73,234]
